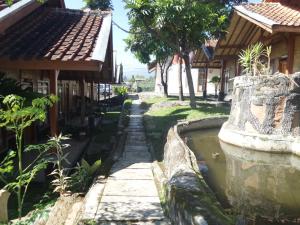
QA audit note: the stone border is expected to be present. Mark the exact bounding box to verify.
[152,116,235,225]
[219,122,300,156]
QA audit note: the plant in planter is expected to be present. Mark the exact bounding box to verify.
[0,94,57,219]
[210,76,221,98]
[238,42,272,76]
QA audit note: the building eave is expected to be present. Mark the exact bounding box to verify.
[91,13,112,62]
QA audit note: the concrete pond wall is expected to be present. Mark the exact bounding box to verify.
[219,74,300,155]
[154,116,235,225]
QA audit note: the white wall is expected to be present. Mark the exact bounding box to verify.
[166,64,200,96]
[154,63,222,97]
[206,68,221,95]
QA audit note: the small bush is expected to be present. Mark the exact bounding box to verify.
[113,86,128,96]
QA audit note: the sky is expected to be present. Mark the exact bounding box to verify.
[64,0,261,78]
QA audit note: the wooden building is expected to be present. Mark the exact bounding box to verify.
[0,0,114,151]
[194,0,300,100]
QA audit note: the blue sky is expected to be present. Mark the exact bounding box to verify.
[65,0,261,78]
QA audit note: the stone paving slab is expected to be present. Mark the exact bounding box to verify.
[89,97,167,224]
[102,179,158,197]
[109,168,153,180]
[122,151,151,160]
[112,162,152,170]
[96,200,164,221]
[124,145,148,152]
[98,221,170,225]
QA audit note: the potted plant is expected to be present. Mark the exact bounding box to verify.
[209,76,221,98]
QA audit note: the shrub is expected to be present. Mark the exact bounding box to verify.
[113,86,128,96]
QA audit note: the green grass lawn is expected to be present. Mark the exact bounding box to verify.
[142,96,230,161]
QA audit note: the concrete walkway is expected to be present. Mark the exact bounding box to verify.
[83,97,169,225]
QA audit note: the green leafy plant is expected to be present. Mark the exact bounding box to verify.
[113,86,128,96]
[0,94,57,219]
[0,151,15,186]
[48,134,72,196]
[239,42,272,76]
[210,76,221,97]
[70,159,101,192]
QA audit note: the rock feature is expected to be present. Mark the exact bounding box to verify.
[219,74,300,154]
[160,117,234,225]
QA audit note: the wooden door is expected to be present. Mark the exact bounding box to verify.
[279,59,288,75]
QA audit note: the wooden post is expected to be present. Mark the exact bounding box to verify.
[219,60,226,101]
[104,83,107,100]
[80,77,86,124]
[97,82,100,102]
[49,70,59,137]
[90,81,94,102]
[287,33,295,75]
[203,65,208,98]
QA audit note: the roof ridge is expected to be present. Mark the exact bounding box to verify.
[52,7,112,17]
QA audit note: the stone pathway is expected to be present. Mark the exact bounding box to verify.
[82,97,169,225]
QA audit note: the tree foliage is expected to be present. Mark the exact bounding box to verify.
[125,0,245,107]
[84,0,113,10]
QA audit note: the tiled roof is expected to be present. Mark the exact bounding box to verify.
[239,2,300,27]
[0,0,20,11]
[0,7,108,62]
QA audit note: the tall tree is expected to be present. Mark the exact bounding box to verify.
[178,56,184,101]
[125,0,245,108]
[84,0,113,10]
[126,30,174,97]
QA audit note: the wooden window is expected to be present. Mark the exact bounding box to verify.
[21,78,33,91]
[37,80,49,95]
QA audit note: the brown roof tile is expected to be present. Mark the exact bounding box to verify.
[242,2,300,27]
[0,7,106,62]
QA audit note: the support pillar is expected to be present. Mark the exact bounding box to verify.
[287,33,295,75]
[90,81,94,102]
[80,77,86,125]
[104,83,107,100]
[219,60,226,101]
[49,70,59,137]
[203,65,208,99]
[97,82,100,102]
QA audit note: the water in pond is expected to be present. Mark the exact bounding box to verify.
[184,128,300,224]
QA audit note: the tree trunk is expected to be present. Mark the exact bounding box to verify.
[160,70,168,97]
[182,54,196,108]
[178,57,184,101]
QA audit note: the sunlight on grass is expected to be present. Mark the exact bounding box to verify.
[142,97,230,161]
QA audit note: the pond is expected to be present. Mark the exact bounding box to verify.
[184,128,300,224]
